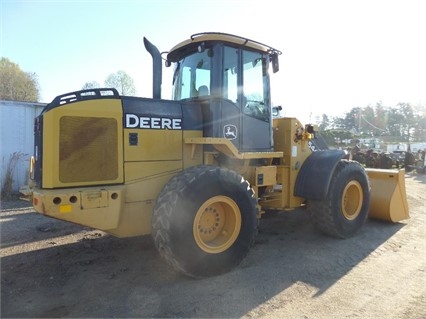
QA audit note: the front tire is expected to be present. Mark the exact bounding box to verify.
[308,160,370,238]
[152,165,258,278]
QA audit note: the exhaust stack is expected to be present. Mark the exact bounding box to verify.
[143,37,162,99]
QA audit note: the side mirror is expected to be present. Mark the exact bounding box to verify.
[271,53,279,73]
[305,124,318,134]
[272,105,282,117]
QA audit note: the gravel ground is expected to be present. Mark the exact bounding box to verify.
[1,172,425,318]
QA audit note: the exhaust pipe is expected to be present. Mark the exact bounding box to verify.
[143,37,162,99]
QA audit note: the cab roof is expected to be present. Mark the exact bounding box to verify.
[167,32,282,62]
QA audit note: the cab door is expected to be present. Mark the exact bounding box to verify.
[222,46,272,152]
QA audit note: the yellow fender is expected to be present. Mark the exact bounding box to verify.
[366,168,409,222]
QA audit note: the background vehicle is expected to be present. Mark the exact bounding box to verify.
[409,150,426,174]
[22,32,409,278]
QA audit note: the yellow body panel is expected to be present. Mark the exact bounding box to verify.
[185,137,283,159]
[182,131,204,168]
[260,118,313,210]
[254,166,277,186]
[32,186,124,230]
[109,201,154,237]
[124,129,182,161]
[108,130,203,237]
[33,104,204,236]
[124,161,182,203]
[41,99,124,188]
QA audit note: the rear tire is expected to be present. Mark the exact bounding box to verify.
[152,165,258,278]
[308,160,370,238]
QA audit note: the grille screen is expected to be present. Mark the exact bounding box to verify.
[59,116,118,183]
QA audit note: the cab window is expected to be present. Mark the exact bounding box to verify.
[242,50,269,122]
[223,45,270,122]
[172,49,212,100]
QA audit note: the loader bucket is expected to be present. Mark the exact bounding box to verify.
[365,168,409,222]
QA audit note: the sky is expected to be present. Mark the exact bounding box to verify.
[1,0,425,124]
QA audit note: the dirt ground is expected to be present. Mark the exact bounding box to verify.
[1,171,425,319]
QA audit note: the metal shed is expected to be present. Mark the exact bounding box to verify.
[1,100,46,194]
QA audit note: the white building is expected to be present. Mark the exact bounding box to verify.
[387,143,426,153]
[0,100,46,194]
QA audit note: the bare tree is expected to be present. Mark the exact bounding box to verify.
[104,70,136,96]
[82,81,101,90]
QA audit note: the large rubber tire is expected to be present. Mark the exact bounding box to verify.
[151,165,258,278]
[307,160,370,239]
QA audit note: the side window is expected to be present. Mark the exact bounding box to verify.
[172,49,212,100]
[222,46,270,122]
[242,50,269,122]
[180,66,192,99]
[195,67,210,96]
[223,46,238,103]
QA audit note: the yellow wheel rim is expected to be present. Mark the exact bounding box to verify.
[341,180,363,220]
[193,196,242,254]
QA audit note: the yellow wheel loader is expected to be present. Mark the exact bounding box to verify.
[23,32,409,278]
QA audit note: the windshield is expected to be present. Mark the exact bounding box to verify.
[172,48,212,100]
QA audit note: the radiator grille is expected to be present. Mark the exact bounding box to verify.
[59,116,118,183]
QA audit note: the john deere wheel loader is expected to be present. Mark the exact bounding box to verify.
[22,32,409,278]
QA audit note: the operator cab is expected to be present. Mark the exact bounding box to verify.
[166,32,281,152]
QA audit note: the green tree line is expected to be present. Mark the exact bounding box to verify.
[318,102,426,146]
[0,58,40,102]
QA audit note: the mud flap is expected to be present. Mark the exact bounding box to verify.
[366,168,409,222]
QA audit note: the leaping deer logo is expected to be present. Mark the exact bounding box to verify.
[224,125,237,140]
